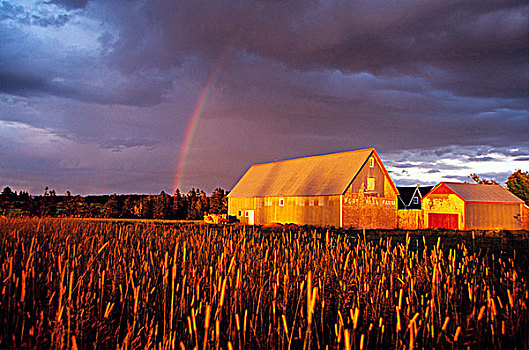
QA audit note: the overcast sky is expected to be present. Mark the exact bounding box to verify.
[1,0,528,195]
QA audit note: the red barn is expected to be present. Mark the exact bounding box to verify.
[422,182,526,230]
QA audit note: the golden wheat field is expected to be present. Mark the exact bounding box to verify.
[0,217,528,349]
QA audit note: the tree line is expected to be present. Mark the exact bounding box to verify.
[0,187,228,220]
[1,170,528,220]
[470,169,529,205]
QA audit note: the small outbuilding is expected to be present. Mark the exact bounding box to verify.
[421,182,526,230]
[396,184,434,230]
[397,184,434,210]
[228,148,399,228]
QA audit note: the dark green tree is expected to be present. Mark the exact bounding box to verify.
[102,194,120,218]
[0,187,14,215]
[18,191,30,201]
[1,186,13,199]
[122,196,138,218]
[24,197,39,217]
[469,173,498,185]
[37,196,57,217]
[135,196,153,219]
[186,188,199,220]
[198,190,209,216]
[153,191,172,219]
[57,196,75,217]
[506,170,529,205]
[209,188,227,214]
[74,196,92,217]
[172,189,186,219]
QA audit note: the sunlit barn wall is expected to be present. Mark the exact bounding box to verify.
[422,193,466,230]
[422,183,526,230]
[397,209,425,230]
[228,149,399,228]
[465,203,524,230]
[522,205,529,230]
[228,196,340,226]
[342,155,398,229]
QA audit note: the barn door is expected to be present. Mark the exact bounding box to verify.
[245,210,255,225]
[428,213,458,230]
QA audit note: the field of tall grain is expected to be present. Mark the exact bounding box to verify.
[1,217,528,349]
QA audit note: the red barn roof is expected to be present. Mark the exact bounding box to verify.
[423,182,524,204]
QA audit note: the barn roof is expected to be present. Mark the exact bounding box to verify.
[429,182,524,204]
[228,148,395,197]
[418,186,434,198]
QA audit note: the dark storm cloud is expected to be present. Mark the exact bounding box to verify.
[468,156,496,162]
[101,0,528,97]
[0,68,173,107]
[0,1,173,107]
[45,0,89,10]
[99,138,160,151]
[3,0,528,107]
[390,163,417,169]
[426,145,529,161]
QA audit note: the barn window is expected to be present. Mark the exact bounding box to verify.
[279,198,285,206]
[265,199,272,206]
[319,197,324,206]
[370,157,375,168]
[367,177,375,191]
[309,199,315,206]
[238,211,242,216]
[244,211,249,217]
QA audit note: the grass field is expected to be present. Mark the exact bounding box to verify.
[0,217,528,349]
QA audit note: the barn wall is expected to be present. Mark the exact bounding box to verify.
[228,196,341,226]
[522,205,529,230]
[348,156,386,196]
[227,197,254,225]
[422,194,465,230]
[397,209,425,230]
[465,202,523,230]
[342,159,397,229]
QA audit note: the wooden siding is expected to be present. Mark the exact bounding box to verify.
[228,195,341,226]
[465,202,523,230]
[397,209,425,230]
[422,194,465,230]
[522,205,529,230]
[348,155,386,196]
[342,156,397,229]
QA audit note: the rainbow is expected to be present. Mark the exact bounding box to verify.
[173,61,222,193]
[173,24,248,193]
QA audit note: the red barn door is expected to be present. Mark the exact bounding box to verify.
[428,213,458,230]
